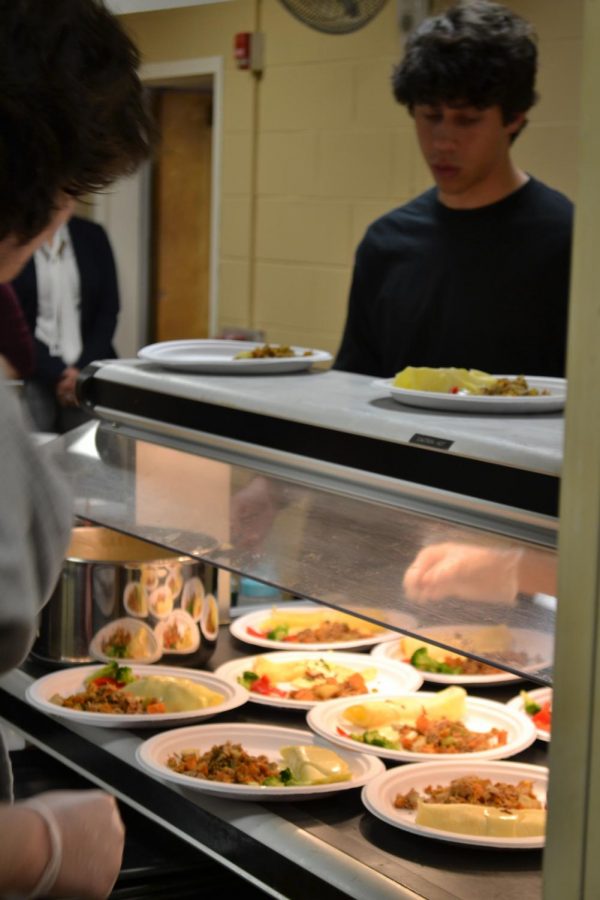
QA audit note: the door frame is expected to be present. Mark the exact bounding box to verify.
[95,55,223,353]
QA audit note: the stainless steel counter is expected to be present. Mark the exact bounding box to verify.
[0,628,547,900]
[78,361,563,516]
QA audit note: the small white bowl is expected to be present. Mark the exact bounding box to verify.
[155,609,200,655]
[123,582,148,618]
[181,577,205,621]
[89,617,162,664]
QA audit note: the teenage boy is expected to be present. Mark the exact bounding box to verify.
[0,1,152,897]
[334,0,573,378]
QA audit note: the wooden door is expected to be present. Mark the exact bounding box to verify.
[151,89,212,341]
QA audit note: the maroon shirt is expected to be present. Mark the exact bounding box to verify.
[0,283,34,378]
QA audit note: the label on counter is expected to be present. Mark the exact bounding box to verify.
[409,433,454,451]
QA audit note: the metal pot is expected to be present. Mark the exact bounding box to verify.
[32,526,220,667]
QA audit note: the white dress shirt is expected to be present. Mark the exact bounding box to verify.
[34,225,82,366]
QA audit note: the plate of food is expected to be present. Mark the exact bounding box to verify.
[137,340,332,374]
[373,367,566,414]
[214,650,423,710]
[89,618,162,664]
[507,687,552,742]
[371,624,553,686]
[135,722,384,800]
[229,605,405,651]
[361,759,547,849]
[306,686,536,762]
[25,662,247,728]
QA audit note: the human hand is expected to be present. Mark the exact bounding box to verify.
[22,789,124,899]
[56,366,80,406]
[402,542,522,605]
[0,353,19,380]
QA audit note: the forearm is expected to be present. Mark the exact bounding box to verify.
[517,549,558,597]
[0,804,50,895]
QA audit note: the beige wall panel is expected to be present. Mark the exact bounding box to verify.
[223,69,255,133]
[511,0,583,39]
[514,124,580,201]
[222,130,254,195]
[123,1,254,63]
[254,262,350,332]
[534,38,582,124]
[355,59,407,129]
[256,199,352,265]
[262,0,401,65]
[218,259,251,325]
[220,197,252,258]
[316,131,394,199]
[261,64,355,131]
[257,131,319,196]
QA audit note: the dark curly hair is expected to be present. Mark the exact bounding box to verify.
[0,0,153,242]
[392,1,538,127]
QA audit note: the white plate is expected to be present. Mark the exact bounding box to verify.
[507,687,552,743]
[89,617,162,665]
[371,626,554,687]
[361,759,547,849]
[25,664,247,728]
[229,605,411,652]
[137,340,332,374]
[214,651,423,710]
[373,376,566,414]
[136,722,385,799]
[306,691,536,762]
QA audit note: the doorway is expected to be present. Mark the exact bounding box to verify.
[150,87,212,342]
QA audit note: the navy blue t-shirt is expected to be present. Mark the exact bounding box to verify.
[334,178,573,378]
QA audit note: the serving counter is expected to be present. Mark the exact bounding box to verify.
[1,360,562,898]
[1,626,547,900]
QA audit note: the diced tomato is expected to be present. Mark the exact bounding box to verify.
[90,676,122,688]
[249,675,286,697]
[146,701,167,714]
[246,626,267,638]
[336,726,350,738]
[282,634,299,642]
[450,386,460,394]
[532,701,552,732]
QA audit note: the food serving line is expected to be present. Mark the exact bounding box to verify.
[0,624,548,900]
[0,347,562,898]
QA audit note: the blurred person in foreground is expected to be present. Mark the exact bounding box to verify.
[0,1,152,897]
[334,0,573,378]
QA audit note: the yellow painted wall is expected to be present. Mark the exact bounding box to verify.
[123,0,583,355]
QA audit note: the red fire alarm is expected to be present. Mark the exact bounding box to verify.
[234,32,264,73]
[234,32,251,69]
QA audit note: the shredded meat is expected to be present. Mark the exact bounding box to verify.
[394,776,543,810]
[394,712,507,754]
[52,682,151,714]
[290,621,371,643]
[167,742,279,784]
[290,671,368,701]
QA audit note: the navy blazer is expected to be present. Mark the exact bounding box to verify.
[12,216,119,383]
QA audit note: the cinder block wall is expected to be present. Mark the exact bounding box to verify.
[124,0,582,356]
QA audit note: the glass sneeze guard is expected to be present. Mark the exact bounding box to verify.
[47,420,557,684]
